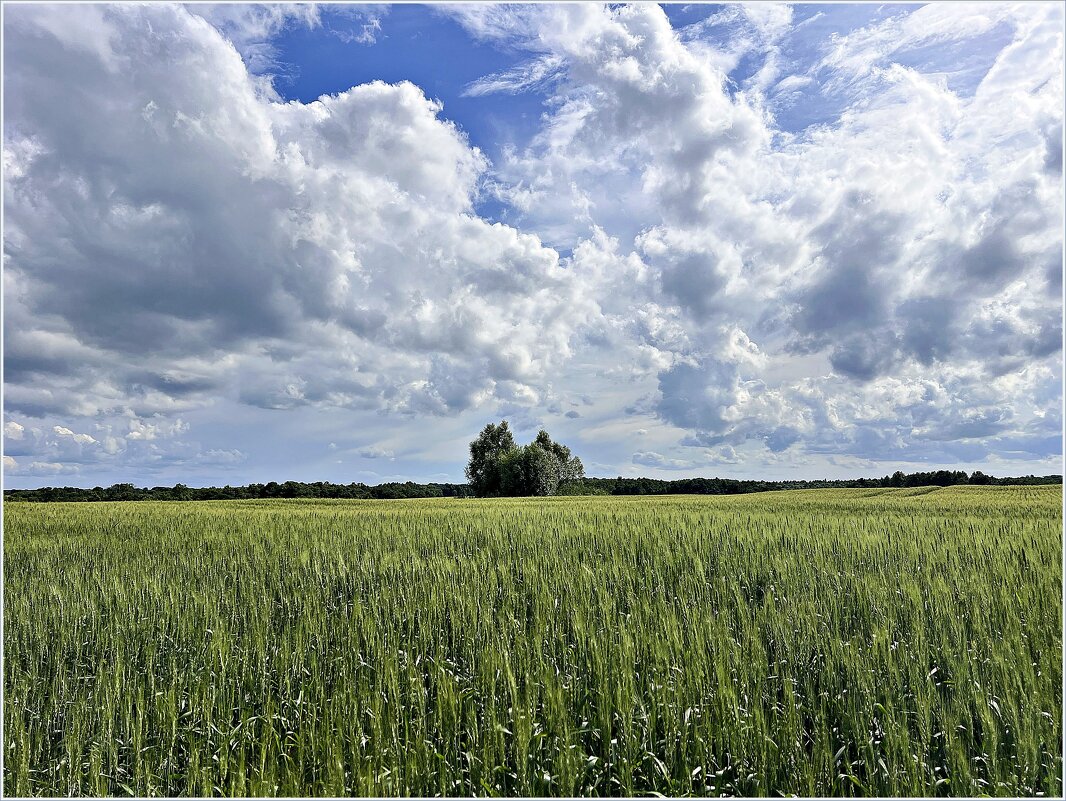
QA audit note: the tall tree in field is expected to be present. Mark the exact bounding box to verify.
[466,422,584,497]
[465,421,518,497]
[533,430,584,486]
[517,441,561,496]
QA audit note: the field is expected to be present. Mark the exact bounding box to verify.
[4,487,1062,797]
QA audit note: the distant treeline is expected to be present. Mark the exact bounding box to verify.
[3,470,1061,502]
[3,480,474,503]
[578,471,1063,496]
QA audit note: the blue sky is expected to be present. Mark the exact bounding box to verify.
[3,2,1063,488]
[274,7,546,146]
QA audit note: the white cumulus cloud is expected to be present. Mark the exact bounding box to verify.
[3,2,1062,483]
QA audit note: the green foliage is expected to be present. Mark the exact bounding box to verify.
[4,487,1062,796]
[465,422,585,497]
[4,480,474,503]
[3,471,1059,504]
[534,430,584,488]
[555,480,609,496]
[464,420,517,497]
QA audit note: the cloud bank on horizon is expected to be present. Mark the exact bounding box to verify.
[3,2,1063,487]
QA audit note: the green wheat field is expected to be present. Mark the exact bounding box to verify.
[4,486,1062,797]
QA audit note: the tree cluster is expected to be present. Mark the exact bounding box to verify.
[465,422,585,497]
[4,467,1058,504]
[578,470,1059,496]
[4,480,473,503]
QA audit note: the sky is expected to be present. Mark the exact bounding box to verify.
[2,1,1063,489]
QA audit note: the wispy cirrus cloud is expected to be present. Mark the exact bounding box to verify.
[462,54,565,97]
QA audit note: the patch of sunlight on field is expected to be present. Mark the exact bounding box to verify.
[4,486,1062,796]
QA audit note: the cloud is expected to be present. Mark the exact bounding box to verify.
[4,457,81,477]
[631,451,693,471]
[3,3,1062,483]
[357,446,394,460]
[202,448,247,465]
[815,2,1025,96]
[325,6,389,46]
[439,4,542,47]
[188,4,321,74]
[53,425,97,445]
[125,416,190,442]
[462,55,566,97]
[1,413,246,480]
[5,4,588,429]
[452,2,1062,465]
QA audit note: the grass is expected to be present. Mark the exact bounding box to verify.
[4,486,1062,796]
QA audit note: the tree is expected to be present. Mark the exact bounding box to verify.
[465,421,518,497]
[519,441,562,496]
[531,430,584,491]
[465,423,585,497]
